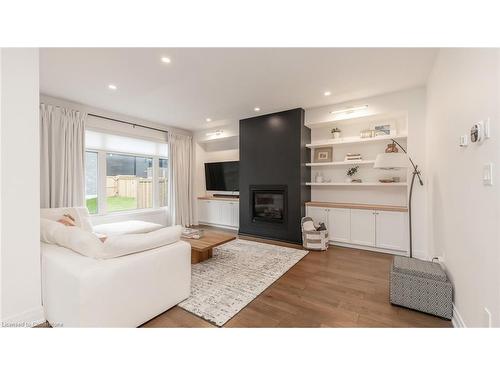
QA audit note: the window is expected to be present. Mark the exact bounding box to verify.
[85,151,98,214]
[84,130,168,215]
[106,153,153,212]
[159,158,168,207]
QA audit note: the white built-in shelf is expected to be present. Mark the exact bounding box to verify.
[306,182,408,187]
[306,134,407,148]
[306,160,375,167]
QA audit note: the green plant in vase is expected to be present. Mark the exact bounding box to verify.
[346,166,360,183]
[331,127,341,139]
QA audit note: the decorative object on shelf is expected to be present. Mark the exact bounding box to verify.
[374,139,423,258]
[351,178,362,183]
[315,172,324,183]
[379,178,396,183]
[374,124,394,137]
[360,129,374,138]
[313,147,333,163]
[345,165,359,183]
[385,142,399,153]
[330,127,341,139]
[344,152,362,161]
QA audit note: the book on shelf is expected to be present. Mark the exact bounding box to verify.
[345,156,363,161]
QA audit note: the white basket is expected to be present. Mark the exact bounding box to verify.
[301,217,329,251]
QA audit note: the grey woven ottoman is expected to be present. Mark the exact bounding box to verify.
[390,256,453,319]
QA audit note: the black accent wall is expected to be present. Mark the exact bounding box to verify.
[238,108,310,244]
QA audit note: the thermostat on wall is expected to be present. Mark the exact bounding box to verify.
[471,122,483,143]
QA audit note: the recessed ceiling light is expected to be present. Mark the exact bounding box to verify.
[161,56,171,64]
[324,91,331,96]
[254,107,260,112]
[108,84,117,90]
[206,118,212,122]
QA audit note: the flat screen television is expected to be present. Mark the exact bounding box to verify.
[204,161,239,192]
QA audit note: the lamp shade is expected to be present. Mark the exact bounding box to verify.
[373,153,409,169]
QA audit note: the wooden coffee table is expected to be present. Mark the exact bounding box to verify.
[184,231,236,264]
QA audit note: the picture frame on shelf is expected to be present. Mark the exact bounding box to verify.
[313,147,333,163]
[374,123,395,137]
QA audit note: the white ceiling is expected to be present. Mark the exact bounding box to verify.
[40,48,437,131]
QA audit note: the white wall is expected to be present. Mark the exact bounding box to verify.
[0,48,43,326]
[307,88,428,258]
[426,49,500,327]
[193,123,239,223]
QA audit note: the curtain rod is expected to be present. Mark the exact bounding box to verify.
[88,113,169,134]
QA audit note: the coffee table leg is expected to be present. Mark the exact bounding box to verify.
[191,247,214,264]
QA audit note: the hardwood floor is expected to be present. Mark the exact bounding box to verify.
[142,227,452,328]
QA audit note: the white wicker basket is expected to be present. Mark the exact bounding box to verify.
[301,217,329,251]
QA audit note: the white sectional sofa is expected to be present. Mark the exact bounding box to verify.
[40,207,191,327]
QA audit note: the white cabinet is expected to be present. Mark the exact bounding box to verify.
[198,200,210,223]
[306,204,409,255]
[218,201,232,226]
[350,209,376,247]
[229,201,239,227]
[375,211,408,252]
[197,199,239,228]
[328,208,351,243]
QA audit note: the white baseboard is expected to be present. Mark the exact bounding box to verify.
[452,303,466,328]
[330,241,408,257]
[2,306,45,328]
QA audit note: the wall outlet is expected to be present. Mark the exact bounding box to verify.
[484,307,492,328]
[483,163,493,186]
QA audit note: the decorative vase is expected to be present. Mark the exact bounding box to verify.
[345,177,352,183]
[385,143,398,153]
[333,132,341,139]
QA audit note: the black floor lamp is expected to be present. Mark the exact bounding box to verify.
[373,139,423,258]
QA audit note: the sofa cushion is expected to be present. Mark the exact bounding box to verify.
[93,220,164,236]
[100,225,183,259]
[41,218,183,260]
[41,207,93,232]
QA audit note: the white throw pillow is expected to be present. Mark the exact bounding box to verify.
[100,225,182,259]
[40,218,103,258]
[40,218,61,244]
[40,207,93,232]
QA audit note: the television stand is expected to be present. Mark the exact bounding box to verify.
[213,194,239,199]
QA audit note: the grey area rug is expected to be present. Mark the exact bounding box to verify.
[178,239,308,327]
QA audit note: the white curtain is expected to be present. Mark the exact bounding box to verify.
[168,132,194,226]
[40,104,86,208]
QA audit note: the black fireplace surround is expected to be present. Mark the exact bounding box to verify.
[238,108,310,244]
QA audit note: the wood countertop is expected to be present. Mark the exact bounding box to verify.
[306,201,408,212]
[198,196,239,202]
